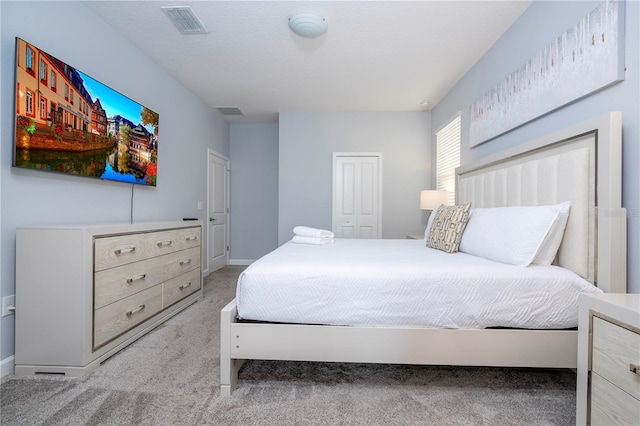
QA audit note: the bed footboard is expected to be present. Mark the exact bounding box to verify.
[220,298,578,396]
[220,299,245,396]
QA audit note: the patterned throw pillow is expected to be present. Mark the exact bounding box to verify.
[426,203,472,253]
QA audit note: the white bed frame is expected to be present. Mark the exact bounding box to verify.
[220,112,626,396]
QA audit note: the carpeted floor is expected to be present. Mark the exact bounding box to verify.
[1,266,577,425]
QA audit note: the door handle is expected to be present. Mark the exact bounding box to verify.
[210,218,216,222]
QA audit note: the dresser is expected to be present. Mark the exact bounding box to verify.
[15,221,203,376]
[576,293,640,425]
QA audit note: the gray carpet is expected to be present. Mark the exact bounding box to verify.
[1,266,576,425]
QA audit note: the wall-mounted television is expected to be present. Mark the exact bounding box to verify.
[13,37,159,186]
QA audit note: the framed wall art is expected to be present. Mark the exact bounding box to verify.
[468,0,625,147]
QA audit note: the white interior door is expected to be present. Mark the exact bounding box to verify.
[333,154,381,238]
[208,151,229,272]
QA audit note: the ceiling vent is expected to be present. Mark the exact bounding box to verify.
[215,106,244,116]
[161,6,208,35]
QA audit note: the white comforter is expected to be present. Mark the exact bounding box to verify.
[236,238,602,329]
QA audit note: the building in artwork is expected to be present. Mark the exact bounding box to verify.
[15,38,93,132]
[129,124,154,165]
[91,99,107,135]
[107,115,136,138]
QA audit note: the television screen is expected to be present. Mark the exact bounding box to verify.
[13,37,158,186]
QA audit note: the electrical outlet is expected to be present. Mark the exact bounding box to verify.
[197,201,203,210]
[2,295,15,317]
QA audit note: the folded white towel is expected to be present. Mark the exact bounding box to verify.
[292,235,334,245]
[293,226,335,239]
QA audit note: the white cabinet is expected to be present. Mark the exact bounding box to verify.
[15,221,203,377]
[577,293,640,425]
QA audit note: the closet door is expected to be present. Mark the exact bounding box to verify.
[333,154,381,238]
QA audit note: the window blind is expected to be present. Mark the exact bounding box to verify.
[436,114,461,205]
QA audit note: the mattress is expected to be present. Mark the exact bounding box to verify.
[236,238,602,329]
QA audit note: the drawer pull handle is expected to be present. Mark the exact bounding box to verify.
[631,363,640,375]
[126,304,145,317]
[126,274,146,284]
[114,246,136,255]
[179,259,192,266]
[186,236,198,242]
[179,282,192,291]
[157,240,173,247]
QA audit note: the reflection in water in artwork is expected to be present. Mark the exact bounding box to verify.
[102,163,147,184]
[15,148,147,184]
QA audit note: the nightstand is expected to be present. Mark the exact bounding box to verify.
[406,234,424,240]
[576,293,640,425]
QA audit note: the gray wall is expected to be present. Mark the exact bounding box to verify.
[229,123,279,263]
[0,1,229,363]
[278,111,432,244]
[432,0,640,293]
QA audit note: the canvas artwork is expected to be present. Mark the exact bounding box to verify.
[468,0,624,147]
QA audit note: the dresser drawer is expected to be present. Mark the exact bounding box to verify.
[591,372,640,425]
[162,268,201,308]
[94,246,201,309]
[94,227,201,271]
[592,316,640,400]
[93,285,163,349]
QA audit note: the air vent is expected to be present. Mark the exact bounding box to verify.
[161,6,208,35]
[215,106,244,116]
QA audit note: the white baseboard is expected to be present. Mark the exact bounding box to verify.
[229,259,255,266]
[1,356,15,378]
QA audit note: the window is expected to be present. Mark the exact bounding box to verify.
[25,46,34,74]
[64,84,69,100]
[40,59,47,84]
[51,71,56,92]
[435,114,461,206]
[26,90,35,117]
[40,95,47,119]
[70,89,74,105]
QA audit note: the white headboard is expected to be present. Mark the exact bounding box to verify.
[456,112,626,293]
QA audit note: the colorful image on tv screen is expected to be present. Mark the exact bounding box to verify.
[14,37,159,186]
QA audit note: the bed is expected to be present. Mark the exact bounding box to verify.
[220,112,626,396]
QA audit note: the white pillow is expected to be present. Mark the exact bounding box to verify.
[532,201,571,265]
[459,204,566,267]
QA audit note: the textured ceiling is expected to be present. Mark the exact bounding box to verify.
[84,1,532,123]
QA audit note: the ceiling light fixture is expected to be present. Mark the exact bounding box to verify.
[288,13,328,38]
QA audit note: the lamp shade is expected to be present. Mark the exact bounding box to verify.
[420,190,448,210]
